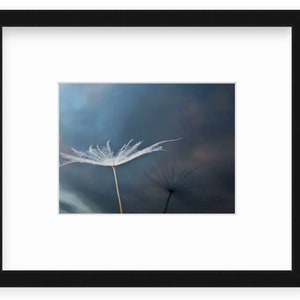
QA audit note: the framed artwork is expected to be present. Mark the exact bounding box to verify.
[59,83,235,214]
[1,10,299,287]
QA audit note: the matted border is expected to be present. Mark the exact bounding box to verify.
[0,10,299,287]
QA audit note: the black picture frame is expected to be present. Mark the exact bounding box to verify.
[1,10,299,287]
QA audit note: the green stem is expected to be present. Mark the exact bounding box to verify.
[112,166,123,213]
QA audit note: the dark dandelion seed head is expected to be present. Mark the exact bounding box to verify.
[145,157,202,200]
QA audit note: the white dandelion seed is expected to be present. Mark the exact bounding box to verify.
[60,138,181,213]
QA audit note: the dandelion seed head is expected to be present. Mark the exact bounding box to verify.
[146,158,200,200]
[60,138,182,167]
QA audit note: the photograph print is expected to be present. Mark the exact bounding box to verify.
[59,83,235,214]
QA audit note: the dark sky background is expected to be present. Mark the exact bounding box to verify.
[59,84,235,213]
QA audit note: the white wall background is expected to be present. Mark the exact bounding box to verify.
[0,288,299,300]
[0,0,299,300]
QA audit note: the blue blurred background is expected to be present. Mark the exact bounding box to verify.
[59,83,235,213]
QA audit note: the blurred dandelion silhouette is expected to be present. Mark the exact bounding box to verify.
[60,138,181,213]
[146,159,200,213]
